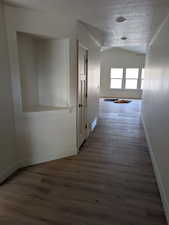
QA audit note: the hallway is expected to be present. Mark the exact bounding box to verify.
[0,99,167,225]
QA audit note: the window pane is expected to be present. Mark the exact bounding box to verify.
[141,79,144,89]
[126,68,139,79]
[111,68,123,78]
[111,79,122,89]
[125,79,137,89]
[141,68,145,79]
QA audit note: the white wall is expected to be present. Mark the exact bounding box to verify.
[17,33,39,111]
[77,22,101,131]
[0,3,17,182]
[37,39,69,107]
[3,5,100,178]
[100,48,145,99]
[143,14,169,223]
[5,5,77,169]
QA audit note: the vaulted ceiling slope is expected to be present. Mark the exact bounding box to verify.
[4,0,169,53]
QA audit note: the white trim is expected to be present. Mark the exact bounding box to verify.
[110,67,144,90]
[78,21,102,48]
[149,13,169,47]
[90,117,98,132]
[84,117,98,140]
[142,115,169,224]
[77,42,88,149]
[79,42,88,50]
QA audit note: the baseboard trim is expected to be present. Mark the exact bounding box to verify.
[90,117,98,132]
[142,115,169,224]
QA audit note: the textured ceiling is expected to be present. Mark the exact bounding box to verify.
[4,0,169,53]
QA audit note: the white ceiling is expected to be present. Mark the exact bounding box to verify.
[4,0,169,53]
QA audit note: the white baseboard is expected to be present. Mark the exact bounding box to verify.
[85,117,98,139]
[90,117,98,131]
[142,115,169,224]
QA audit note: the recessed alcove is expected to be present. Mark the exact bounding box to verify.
[17,32,70,112]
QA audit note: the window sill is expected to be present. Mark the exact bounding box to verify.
[20,105,75,118]
[109,88,142,91]
[109,88,122,90]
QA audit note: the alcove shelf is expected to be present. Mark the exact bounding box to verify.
[17,32,70,112]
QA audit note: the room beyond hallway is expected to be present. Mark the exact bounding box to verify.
[0,99,167,225]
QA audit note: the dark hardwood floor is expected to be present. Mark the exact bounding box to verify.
[0,99,167,225]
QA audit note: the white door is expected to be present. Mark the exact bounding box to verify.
[78,44,88,148]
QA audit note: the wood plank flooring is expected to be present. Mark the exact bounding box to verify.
[0,99,167,225]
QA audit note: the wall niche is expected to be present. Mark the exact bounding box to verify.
[17,32,70,112]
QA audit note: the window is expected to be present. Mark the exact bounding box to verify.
[110,67,143,90]
[141,68,144,89]
[125,68,139,89]
[110,68,123,89]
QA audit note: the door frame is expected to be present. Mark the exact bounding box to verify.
[77,41,88,150]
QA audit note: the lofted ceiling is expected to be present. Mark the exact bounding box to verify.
[4,0,169,53]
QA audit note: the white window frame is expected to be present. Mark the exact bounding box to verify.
[140,68,144,90]
[110,68,124,89]
[110,67,144,90]
[125,68,140,90]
